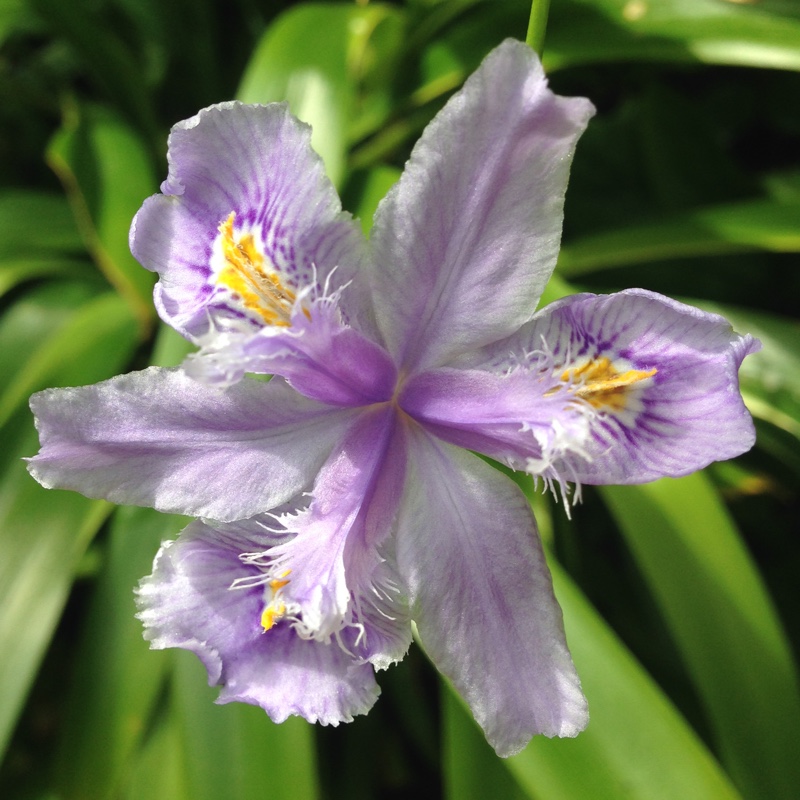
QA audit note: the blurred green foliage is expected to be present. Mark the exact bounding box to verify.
[1,0,798,798]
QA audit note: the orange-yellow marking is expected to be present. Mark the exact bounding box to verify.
[217,212,296,326]
[563,357,656,412]
[259,569,292,632]
[260,602,287,632]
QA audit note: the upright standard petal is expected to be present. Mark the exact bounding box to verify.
[369,39,594,372]
[130,102,372,343]
[466,289,760,485]
[395,425,587,757]
[137,519,380,725]
[28,368,356,520]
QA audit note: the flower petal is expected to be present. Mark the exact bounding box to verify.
[28,367,356,520]
[470,289,760,484]
[395,425,587,757]
[400,366,591,478]
[185,297,397,406]
[368,39,594,372]
[130,102,373,342]
[264,406,412,668]
[136,520,380,725]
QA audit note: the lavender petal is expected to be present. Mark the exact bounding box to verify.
[369,39,594,372]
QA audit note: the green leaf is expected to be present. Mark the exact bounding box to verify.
[697,303,800,441]
[557,199,800,278]
[122,703,189,800]
[52,506,185,800]
[237,2,404,188]
[547,0,800,72]
[440,553,741,799]
[0,276,140,761]
[0,190,83,258]
[508,557,742,799]
[601,474,800,800]
[0,291,140,428]
[443,688,528,800]
[0,258,91,301]
[172,651,320,800]
[0,281,101,399]
[47,102,158,333]
[30,0,161,147]
[346,165,401,235]
[0,436,111,762]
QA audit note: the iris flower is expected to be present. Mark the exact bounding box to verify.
[27,41,758,756]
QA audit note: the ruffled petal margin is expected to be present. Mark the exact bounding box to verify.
[469,289,760,485]
[27,367,357,521]
[136,519,380,725]
[369,39,594,373]
[395,424,587,757]
[130,102,373,342]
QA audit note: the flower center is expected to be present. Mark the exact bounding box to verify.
[212,212,299,327]
[563,356,656,412]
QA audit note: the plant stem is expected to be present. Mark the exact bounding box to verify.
[525,0,551,57]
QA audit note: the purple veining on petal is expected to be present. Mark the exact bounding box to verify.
[136,518,381,726]
[395,425,587,756]
[185,290,398,404]
[27,37,762,759]
[400,366,591,481]
[131,102,371,344]
[28,368,358,521]
[367,40,595,372]
[256,405,410,664]
[464,288,759,485]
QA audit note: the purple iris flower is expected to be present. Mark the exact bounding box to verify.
[27,40,759,756]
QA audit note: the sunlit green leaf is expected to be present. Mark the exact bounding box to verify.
[509,557,742,799]
[53,507,184,800]
[0,282,100,398]
[602,474,800,800]
[123,703,188,800]
[0,438,111,761]
[172,652,320,800]
[0,291,139,428]
[346,164,401,235]
[557,199,800,277]
[441,554,741,800]
[238,2,404,187]
[547,0,800,72]
[443,689,528,800]
[0,278,140,760]
[47,102,157,332]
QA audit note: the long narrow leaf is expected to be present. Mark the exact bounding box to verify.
[602,475,800,800]
[557,199,800,278]
[507,557,743,800]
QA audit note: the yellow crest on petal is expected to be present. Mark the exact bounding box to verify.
[564,356,656,412]
[259,569,292,633]
[214,212,297,326]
